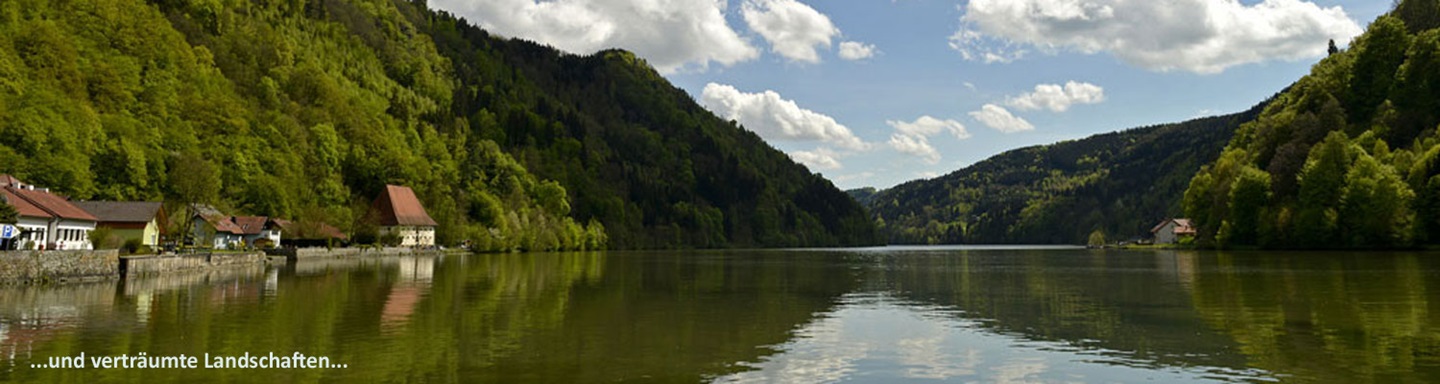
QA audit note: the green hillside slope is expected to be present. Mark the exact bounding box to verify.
[0,0,877,250]
[1184,1,1440,249]
[868,105,1263,245]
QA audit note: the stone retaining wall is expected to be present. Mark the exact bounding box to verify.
[0,250,120,284]
[120,252,267,277]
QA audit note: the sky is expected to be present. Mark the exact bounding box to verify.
[425,0,1393,190]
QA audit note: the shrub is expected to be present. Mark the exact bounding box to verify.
[122,238,144,254]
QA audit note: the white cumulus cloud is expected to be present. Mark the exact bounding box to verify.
[887,116,969,164]
[889,134,941,164]
[1005,81,1105,112]
[790,148,844,170]
[969,104,1035,133]
[700,83,870,150]
[888,116,971,140]
[838,41,878,61]
[952,0,1364,74]
[743,0,841,63]
[427,0,759,74]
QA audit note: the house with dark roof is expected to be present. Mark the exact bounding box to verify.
[273,218,348,247]
[72,201,166,248]
[372,185,437,247]
[1151,218,1196,244]
[231,216,282,248]
[190,205,245,249]
[0,175,99,250]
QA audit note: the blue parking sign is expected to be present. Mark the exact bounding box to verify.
[1,225,14,239]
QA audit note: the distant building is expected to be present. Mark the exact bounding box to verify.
[190,205,245,249]
[72,201,166,248]
[273,219,348,247]
[0,175,98,250]
[372,185,437,247]
[232,216,282,248]
[1151,218,1196,244]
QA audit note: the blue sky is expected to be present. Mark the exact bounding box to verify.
[427,0,1391,190]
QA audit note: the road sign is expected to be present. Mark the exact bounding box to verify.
[0,225,14,239]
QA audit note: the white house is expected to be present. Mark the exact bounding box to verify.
[1151,218,1196,244]
[0,175,98,250]
[232,216,281,248]
[373,185,437,247]
[190,205,245,249]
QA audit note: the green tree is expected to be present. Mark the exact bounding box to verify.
[1223,166,1271,247]
[1294,132,1352,248]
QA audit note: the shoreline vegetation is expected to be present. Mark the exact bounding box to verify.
[862,2,1440,251]
[0,0,877,255]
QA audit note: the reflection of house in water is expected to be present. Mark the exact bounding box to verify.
[381,256,436,330]
[1154,251,1198,292]
[121,267,268,324]
[0,282,118,362]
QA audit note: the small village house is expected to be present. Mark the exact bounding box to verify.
[0,175,99,250]
[1151,218,1196,245]
[190,205,245,249]
[273,218,348,247]
[72,201,166,248]
[232,216,282,248]
[373,185,437,247]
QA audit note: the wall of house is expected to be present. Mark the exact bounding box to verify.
[14,217,48,249]
[142,220,161,246]
[0,250,120,284]
[52,219,95,250]
[381,226,435,247]
[1155,223,1179,244]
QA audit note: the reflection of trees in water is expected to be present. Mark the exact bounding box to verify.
[0,251,861,383]
[869,249,1251,373]
[1188,252,1440,382]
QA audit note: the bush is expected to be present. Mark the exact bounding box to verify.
[122,238,144,254]
[379,232,402,247]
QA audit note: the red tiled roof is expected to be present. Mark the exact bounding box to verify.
[1,188,50,219]
[231,216,269,235]
[373,185,437,227]
[5,187,97,221]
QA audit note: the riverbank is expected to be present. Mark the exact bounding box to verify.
[0,247,468,285]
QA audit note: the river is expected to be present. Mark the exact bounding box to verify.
[0,247,1435,383]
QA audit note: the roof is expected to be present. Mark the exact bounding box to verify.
[72,201,164,223]
[1,188,51,219]
[1151,218,1196,235]
[192,205,245,235]
[4,186,97,221]
[373,185,437,227]
[0,174,22,187]
[273,219,349,240]
[231,216,270,235]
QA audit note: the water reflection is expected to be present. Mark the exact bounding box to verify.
[0,249,1432,383]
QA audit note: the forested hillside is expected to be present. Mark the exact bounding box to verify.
[0,0,877,250]
[868,105,1262,244]
[1184,0,1440,249]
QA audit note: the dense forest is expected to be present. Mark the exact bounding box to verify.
[0,0,877,250]
[1184,0,1440,249]
[865,105,1262,244]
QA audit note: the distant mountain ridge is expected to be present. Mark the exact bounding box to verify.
[865,103,1265,245]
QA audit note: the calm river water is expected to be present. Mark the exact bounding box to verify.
[0,247,1436,383]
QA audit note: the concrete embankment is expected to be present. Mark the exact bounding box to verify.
[120,252,268,277]
[0,250,120,284]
